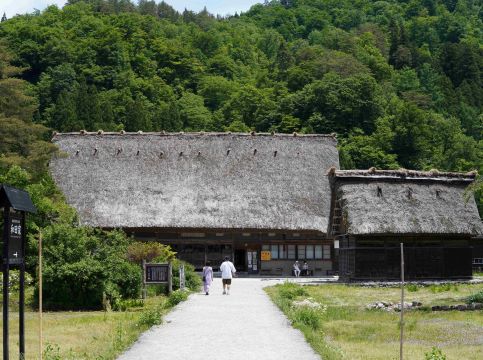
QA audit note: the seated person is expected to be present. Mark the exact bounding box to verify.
[293,261,301,277]
[302,261,309,276]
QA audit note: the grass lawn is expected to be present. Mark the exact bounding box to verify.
[265,282,483,360]
[0,295,171,360]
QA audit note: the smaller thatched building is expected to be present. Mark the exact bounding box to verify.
[327,169,483,281]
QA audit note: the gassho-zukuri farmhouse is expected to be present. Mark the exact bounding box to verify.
[49,132,483,281]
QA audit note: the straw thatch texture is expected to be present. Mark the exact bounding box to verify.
[50,132,339,232]
[330,170,483,235]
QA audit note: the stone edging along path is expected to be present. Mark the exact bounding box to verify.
[348,279,483,287]
[117,278,323,360]
[431,303,483,311]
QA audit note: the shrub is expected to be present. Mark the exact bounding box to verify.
[127,242,176,264]
[43,343,62,360]
[424,347,446,360]
[171,260,202,291]
[292,307,322,330]
[466,290,483,304]
[278,282,308,300]
[112,298,144,312]
[40,257,106,310]
[104,260,142,304]
[0,270,33,292]
[167,289,189,307]
[406,284,419,292]
[137,306,163,327]
[35,225,141,310]
[429,284,457,293]
[147,284,168,296]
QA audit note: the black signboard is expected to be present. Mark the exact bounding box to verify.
[1,184,36,360]
[144,263,169,284]
[7,213,23,265]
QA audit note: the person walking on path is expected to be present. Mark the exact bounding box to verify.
[293,261,301,277]
[202,261,214,295]
[220,256,236,295]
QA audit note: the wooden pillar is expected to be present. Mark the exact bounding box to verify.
[39,231,43,360]
[142,260,146,299]
[3,206,10,360]
[204,243,207,267]
[168,262,173,294]
[400,243,405,360]
[231,232,235,262]
[19,212,26,358]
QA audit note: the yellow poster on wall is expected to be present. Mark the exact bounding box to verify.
[261,251,271,261]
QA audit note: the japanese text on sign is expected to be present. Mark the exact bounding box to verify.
[10,219,22,238]
[6,215,23,265]
[145,264,169,284]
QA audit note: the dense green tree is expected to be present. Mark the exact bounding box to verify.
[124,93,153,131]
[157,1,179,21]
[440,42,481,88]
[51,90,78,131]
[291,72,382,134]
[75,77,102,130]
[38,225,141,309]
[137,0,157,17]
[386,99,432,169]
[0,43,56,176]
[178,92,213,131]
[0,0,480,216]
[197,75,236,111]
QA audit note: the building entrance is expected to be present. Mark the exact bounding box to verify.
[233,249,259,273]
[234,249,246,271]
[247,250,259,274]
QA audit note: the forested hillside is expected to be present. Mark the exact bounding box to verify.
[0,0,482,211]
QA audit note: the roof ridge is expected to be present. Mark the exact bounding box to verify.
[52,131,337,139]
[328,168,477,181]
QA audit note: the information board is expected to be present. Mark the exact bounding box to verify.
[144,263,169,284]
[261,251,271,261]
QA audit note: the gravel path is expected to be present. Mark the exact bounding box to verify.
[118,278,322,360]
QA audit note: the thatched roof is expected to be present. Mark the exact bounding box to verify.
[50,132,339,232]
[329,169,483,236]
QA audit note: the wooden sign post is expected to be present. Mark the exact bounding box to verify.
[400,242,405,360]
[179,264,185,291]
[39,231,43,360]
[143,262,172,295]
[1,184,37,360]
